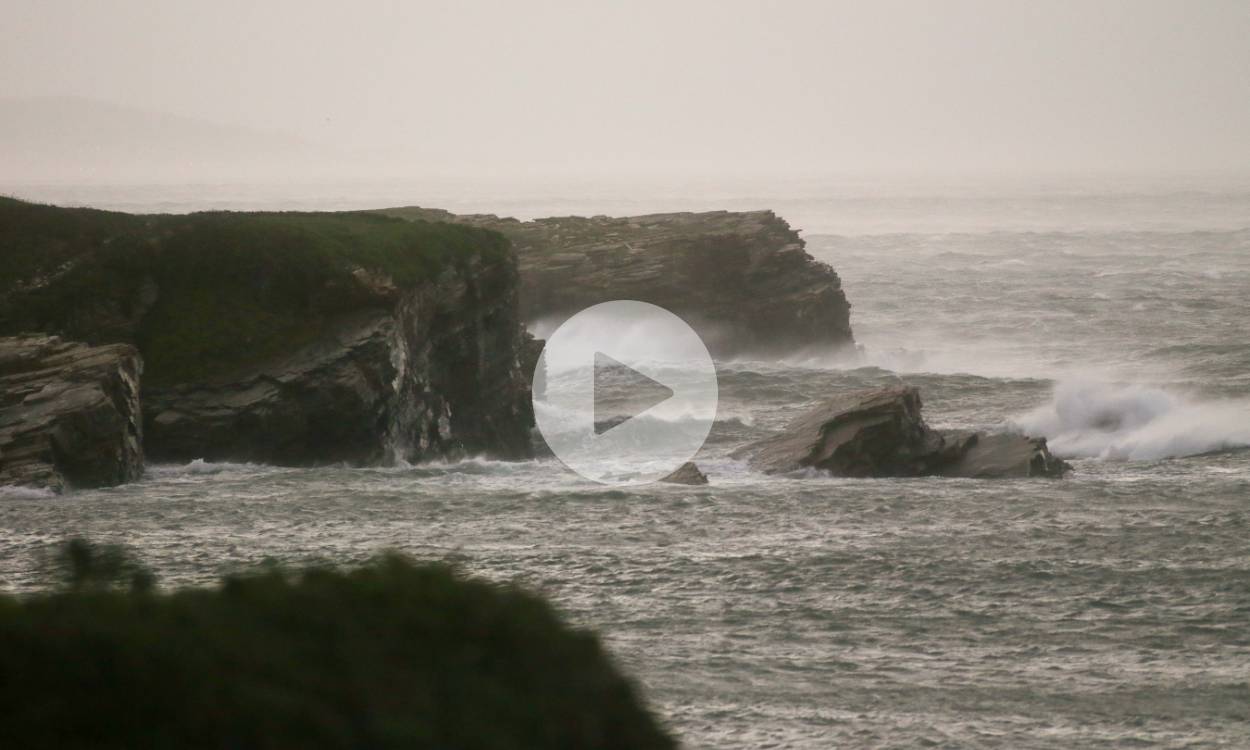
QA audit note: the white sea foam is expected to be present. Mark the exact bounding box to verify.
[148,458,270,477]
[0,485,57,500]
[1012,380,1250,461]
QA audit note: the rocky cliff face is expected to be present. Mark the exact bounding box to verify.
[146,254,533,465]
[0,199,535,468]
[378,208,854,356]
[733,386,1069,479]
[0,335,143,492]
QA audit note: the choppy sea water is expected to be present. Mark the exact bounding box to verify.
[2,180,1249,748]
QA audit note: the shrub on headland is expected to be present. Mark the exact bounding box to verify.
[0,541,677,750]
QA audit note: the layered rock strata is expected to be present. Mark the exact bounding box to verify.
[0,199,535,468]
[0,335,143,492]
[378,207,855,356]
[733,386,1069,479]
[143,257,534,465]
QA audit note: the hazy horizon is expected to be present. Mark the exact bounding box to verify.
[3,0,1250,184]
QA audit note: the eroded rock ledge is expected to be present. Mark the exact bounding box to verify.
[144,256,534,466]
[378,207,855,356]
[0,335,143,492]
[733,386,1069,479]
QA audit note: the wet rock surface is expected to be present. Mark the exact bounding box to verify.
[0,335,143,492]
[661,461,709,485]
[939,432,1071,478]
[733,386,1069,479]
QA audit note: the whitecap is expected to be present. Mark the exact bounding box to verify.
[1012,380,1250,461]
[146,458,272,477]
[0,485,57,500]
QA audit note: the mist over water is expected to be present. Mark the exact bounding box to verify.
[8,173,1250,234]
[6,0,1250,743]
[2,179,1250,748]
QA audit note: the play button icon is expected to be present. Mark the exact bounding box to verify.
[593,352,674,435]
[532,300,718,485]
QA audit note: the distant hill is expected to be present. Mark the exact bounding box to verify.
[0,97,334,182]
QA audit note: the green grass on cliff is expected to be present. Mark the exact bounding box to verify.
[0,198,511,386]
[0,197,145,293]
[0,541,676,750]
[135,212,509,385]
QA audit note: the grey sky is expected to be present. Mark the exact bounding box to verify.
[3,0,1249,178]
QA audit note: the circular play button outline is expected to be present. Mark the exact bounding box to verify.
[532,300,718,485]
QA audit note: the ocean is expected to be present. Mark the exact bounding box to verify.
[2,177,1249,748]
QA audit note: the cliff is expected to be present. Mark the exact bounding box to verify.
[378,207,855,355]
[0,198,534,467]
[0,335,143,492]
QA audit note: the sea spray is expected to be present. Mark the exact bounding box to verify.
[1012,380,1250,460]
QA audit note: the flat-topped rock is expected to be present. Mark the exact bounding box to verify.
[377,207,855,356]
[733,386,1069,479]
[0,334,143,492]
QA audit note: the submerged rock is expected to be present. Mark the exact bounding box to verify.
[660,461,709,485]
[0,335,143,492]
[378,207,855,356]
[733,386,1069,479]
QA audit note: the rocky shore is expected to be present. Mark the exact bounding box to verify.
[378,207,855,356]
[1,198,1064,493]
[0,335,143,492]
[0,198,534,482]
[143,251,534,466]
[734,386,1069,479]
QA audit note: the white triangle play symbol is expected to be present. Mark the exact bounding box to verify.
[593,352,674,435]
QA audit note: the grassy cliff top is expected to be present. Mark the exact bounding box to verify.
[0,197,509,293]
[373,205,794,254]
[0,197,511,385]
[0,545,676,749]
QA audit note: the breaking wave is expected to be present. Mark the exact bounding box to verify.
[0,485,57,500]
[146,458,276,477]
[1012,380,1250,461]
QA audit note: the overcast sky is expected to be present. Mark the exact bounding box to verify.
[3,0,1249,178]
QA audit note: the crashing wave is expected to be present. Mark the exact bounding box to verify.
[147,458,271,477]
[1012,380,1250,460]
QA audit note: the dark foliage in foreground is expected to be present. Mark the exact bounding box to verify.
[0,543,676,750]
[52,537,157,593]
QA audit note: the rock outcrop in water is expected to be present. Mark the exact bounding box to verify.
[377,207,854,355]
[938,432,1069,479]
[661,461,709,485]
[733,386,1069,479]
[0,335,143,492]
[0,198,534,468]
